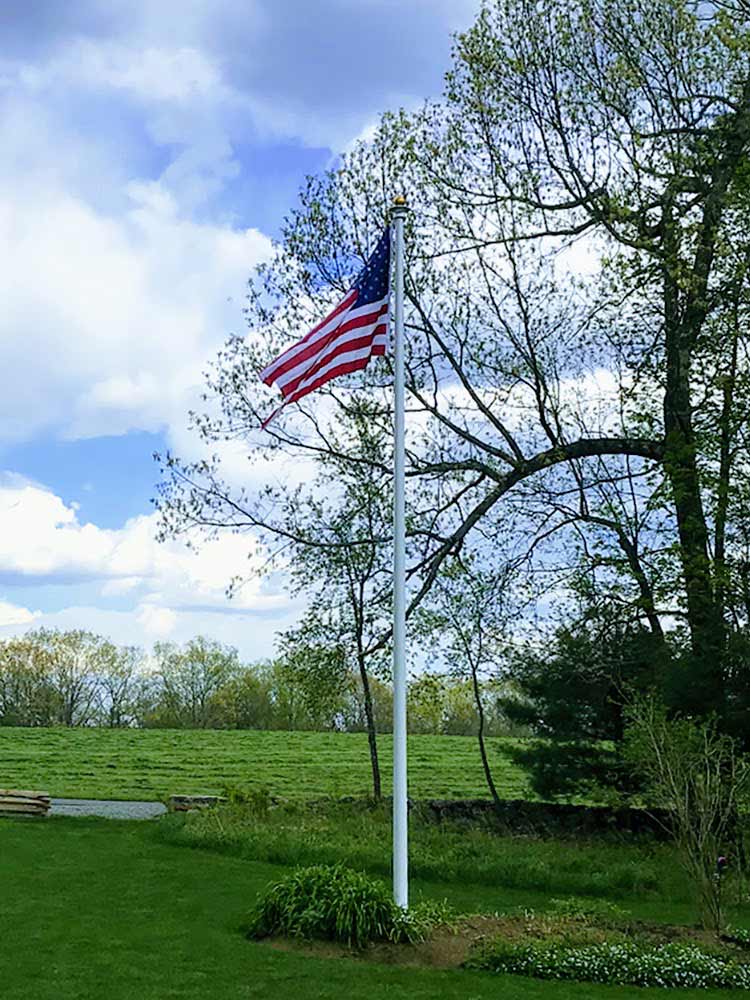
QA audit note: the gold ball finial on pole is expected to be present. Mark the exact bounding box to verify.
[391,195,408,222]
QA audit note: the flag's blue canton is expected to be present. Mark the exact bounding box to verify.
[353,227,391,306]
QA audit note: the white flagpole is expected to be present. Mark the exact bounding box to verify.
[391,196,408,909]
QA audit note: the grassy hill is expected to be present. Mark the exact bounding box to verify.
[0,727,534,801]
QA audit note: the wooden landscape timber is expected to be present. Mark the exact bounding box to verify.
[0,789,51,817]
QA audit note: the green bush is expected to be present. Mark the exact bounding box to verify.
[393,898,456,943]
[244,864,451,948]
[220,784,272,814]
[467,939,750,990]
[546,895,631,924]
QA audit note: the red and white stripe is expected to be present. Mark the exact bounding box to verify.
[259,290,389,426]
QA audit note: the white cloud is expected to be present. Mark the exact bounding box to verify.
[0,599,40,627]
[0,601,299,660]
[0,476,301,656]
[33,42,226,103]
[0,32,275,448]
[0,174,271,444]
[0,0,482,653]
[136,602,178,638]
[0,476,288,610]
[0,2,484,449]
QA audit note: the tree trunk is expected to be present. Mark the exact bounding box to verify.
[714,308,739,622]
[660,86,750,713]
[663,384,724,713]
[356,651,381,800]
[469,660,501,808]
[662,217,725,714]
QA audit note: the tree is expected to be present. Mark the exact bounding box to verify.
[624,696,750,934]
[155,1,750,734]
[342,672,393,736]
[406,673,447,735]
[0,634,58,726]
[95,644,145,728]
[211,663,276,730]
[151,637,239,728]
[43,629,107,727]
[417,558,514,806]
[274,638,351,731]
[249,404,394,796]
[0,630,140,728]
[505,613,672,799]
[436,0,750,712]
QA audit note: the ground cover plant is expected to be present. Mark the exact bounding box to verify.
[464,907,750,990]
[2,815,749,1000]
[468,939,750,990]
[0,726,533,800]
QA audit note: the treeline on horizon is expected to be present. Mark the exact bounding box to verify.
[0,628,522,737]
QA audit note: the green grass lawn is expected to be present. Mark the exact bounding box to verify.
[159,799,750,929]
[0,815,743,1000]
[0,726,534,801]
[159,799,677,904]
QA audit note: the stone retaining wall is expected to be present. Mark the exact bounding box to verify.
[412,797,673,839]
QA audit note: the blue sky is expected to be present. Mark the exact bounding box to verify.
[0,0,478,659]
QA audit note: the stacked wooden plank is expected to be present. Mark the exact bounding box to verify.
[0,789,51,817]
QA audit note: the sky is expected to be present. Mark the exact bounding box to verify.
[0,0,480,660]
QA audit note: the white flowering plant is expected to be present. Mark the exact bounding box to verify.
[467,939,750,990]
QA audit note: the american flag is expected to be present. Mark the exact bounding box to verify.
[259,228,391,426]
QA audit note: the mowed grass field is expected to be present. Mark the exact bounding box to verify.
[0,727,534,801]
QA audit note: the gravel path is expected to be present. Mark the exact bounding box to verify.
[50,798,166,820]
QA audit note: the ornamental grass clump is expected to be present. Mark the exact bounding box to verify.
[245,864,451,948]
